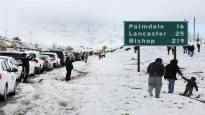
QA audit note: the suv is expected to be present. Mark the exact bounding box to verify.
[0,57,18,101]
[40,52,61,67]
[39,55,54,71]
[47,50,65,66]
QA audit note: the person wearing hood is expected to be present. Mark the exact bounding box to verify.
[147,58,165,98]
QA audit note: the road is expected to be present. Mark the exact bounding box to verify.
[1,48,205,115]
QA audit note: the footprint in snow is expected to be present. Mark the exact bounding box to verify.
[21,100,30,106]
[188,101,193,103]
[177,106,183,109]
[173,102,178,104]
[0,110,5,115]
[59,101,68,107]
[32,94,41,100]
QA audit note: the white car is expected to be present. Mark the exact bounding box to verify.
[0,56,21,80]
[0,57,18,101]
[24,51,44,74]
[40,52,61,67]
[39,55,54,70]
[23,52,40,75]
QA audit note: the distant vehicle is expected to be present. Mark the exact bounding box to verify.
[46,50,65,66]
[125,47,131,51]
[39,55,53,71]
[73,52,82,61]
[40,52,61,67]
[0,58,18,101]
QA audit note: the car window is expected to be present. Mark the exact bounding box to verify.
[0,62,4,71]
[9,60,17,68]
[10,59,17,65]
[4,61,12,70]
[1,61,7,71]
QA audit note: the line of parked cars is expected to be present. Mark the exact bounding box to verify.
[0,50,67,101]
[0,49,93,102]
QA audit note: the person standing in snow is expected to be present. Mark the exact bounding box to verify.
[167,46,171,55]
[134,46,139,53]
[20,53,31,83]
[164,59,183,93]
[188,45,195,57]
[147,58,165,98]
[65,57,73,81]
[183,45,188,54]
[197,43,200,52]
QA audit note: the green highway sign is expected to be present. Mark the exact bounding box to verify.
[124,21,188,45]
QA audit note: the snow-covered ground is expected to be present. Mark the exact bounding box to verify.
[1,46,205,115]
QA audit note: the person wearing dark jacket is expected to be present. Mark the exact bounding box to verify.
[65,57,73,81]
[147,58,165,98]
[167,46,171,55]
[182,76,198,97]
[197,43,200,52]
[20,53,31,83]
[164,59,183,93]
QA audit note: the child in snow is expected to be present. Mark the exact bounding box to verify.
[181,76,198,97]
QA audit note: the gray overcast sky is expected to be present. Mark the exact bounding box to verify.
[0,0,205,47]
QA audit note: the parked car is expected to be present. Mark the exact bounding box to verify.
[21,53,35,76]
[24,51,44,74]
[73,52,82,61]
[40,52,61,67]
[46,50,65,66]
[0,57,18,101]
[39,55,53,71]
[0,51,34,81]
[0,56,21,80]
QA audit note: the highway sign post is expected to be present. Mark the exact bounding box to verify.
[124,21,188,72]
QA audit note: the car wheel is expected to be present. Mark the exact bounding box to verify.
[3,85,8,101]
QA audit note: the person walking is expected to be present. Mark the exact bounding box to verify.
[164,59,183,93]
[147,58,165,98]
[65,57,73,81]
[167,46,171,55]
[20,53,31,83]
[197,43,200,52]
